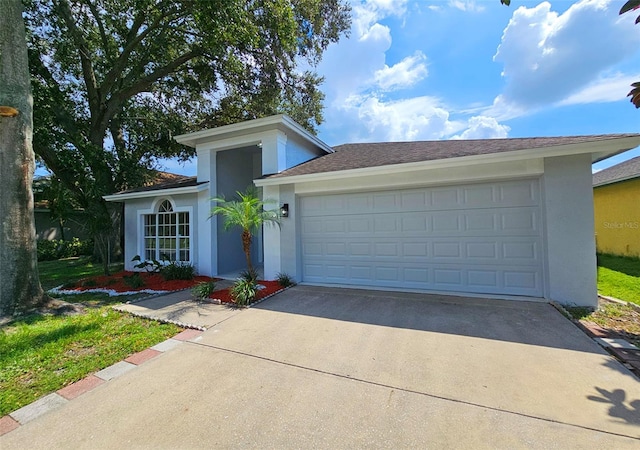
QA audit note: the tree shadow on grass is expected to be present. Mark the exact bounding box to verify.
[587,386,640,426]
[597,253,640,278]
[0,318,100,360]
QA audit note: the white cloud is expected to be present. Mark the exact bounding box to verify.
[317,1,511,144]
[451,116,511,140]
[350,95,464,142]
[493,0,640,109]
[352,0,408,36]
[559,73,640,106]
[374,51,428,90]
[449,1,485,13]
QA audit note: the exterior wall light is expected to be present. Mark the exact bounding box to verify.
[280,203,289,218]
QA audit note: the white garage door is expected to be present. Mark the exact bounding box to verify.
[300,179,544,297]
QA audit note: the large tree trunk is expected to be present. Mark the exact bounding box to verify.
[0,0,46,316]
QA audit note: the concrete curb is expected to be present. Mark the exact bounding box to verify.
[0,329,203,437]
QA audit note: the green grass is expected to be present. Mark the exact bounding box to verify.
[597,253,640,306]
[38,256,123,291]
[0,308,180,416]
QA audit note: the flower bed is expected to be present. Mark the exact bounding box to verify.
[50,271,216,296]
[208,280,284,306]
[49,271,287,306]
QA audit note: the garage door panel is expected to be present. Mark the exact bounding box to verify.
[302,261,542,297]
[304,237,541,266]
[300,180,543,297]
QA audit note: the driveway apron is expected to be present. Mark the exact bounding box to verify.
[1,285,639,448]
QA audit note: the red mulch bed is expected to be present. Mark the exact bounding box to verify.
[60,272,286,306]
[209,280,284,306]
[63,271,216,293]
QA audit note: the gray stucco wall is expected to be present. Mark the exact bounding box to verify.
[216,147,262,274]
[122,194,199,271]
[542,154,597,307]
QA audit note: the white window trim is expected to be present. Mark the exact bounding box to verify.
[137,197,194,265]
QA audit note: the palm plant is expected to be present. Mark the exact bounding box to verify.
[210,187,280,273]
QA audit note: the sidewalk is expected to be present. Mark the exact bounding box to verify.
[113,279,241,330]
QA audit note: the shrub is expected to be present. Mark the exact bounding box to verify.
[160,262,195,281]
[123,273,145,289]
[37,238,93,261]
[230,278,258,306]
[131,255,164,273]
[239,268,259,283]
[191,281,216,301]
[82,279,97,287]
[276,272,295,287]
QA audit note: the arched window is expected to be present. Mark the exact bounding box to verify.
[143,199,190,262]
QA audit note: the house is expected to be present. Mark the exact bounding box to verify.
[104,115,640,307]
[593,156,640,257]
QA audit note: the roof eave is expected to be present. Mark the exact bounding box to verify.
[103,182,209,202]
[174,114,334,154]
[593,174,640,188]
[255,136,640,187]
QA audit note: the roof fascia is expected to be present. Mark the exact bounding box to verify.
[593,173,640,188]
[103,182,209,202]
[174,114,333,154]
[255,136,640,187]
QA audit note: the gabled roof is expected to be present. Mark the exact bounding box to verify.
[593,155,640,187]
[116,172,201,195]
[261,134,640,181]
[104,171,208,202]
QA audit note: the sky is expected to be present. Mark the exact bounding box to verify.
[92,0,640,177]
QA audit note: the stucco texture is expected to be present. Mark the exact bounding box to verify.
[593,178,640,257]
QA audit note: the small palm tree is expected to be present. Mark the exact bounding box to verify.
[211,187,280,273]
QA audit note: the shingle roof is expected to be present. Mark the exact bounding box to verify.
[265,134,640,179]
[593,155,640,187]
[113,171,203,195]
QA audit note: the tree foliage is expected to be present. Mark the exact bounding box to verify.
[501,0,640,108]
[25,0,350,272]
[620,0,640,107]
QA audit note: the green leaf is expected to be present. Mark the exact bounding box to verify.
[620,0,640,15]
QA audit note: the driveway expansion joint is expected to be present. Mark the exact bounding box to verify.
[190,340,640,442]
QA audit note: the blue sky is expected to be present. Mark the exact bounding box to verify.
[93,0,640,177]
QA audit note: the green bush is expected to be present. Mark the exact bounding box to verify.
[191,281,216,300]
[276,272,295,287]
[239,268,259,282]
[230,278,258,306]
[123,273,145,289]
[160,262,195,281]
[37,238,93,261]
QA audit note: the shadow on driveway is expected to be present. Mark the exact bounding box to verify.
[255,285,604,353]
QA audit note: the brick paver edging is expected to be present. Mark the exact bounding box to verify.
[0,329,202,437]
[549,301,640,379]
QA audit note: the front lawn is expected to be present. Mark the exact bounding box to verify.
[0,257,180,417]
[0,308,180,416]
[597,253,640,306]
[38,256,123,291]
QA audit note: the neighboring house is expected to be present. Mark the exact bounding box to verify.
[33,176,88,241]
[104,115,640,307]
[593,156,640,258]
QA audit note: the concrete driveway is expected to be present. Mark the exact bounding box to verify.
[2,285,639,448]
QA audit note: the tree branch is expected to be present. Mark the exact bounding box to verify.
[101,48,203,130]
[102,6,184,95]
[86,1,113,61]
[55,0,101,119]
